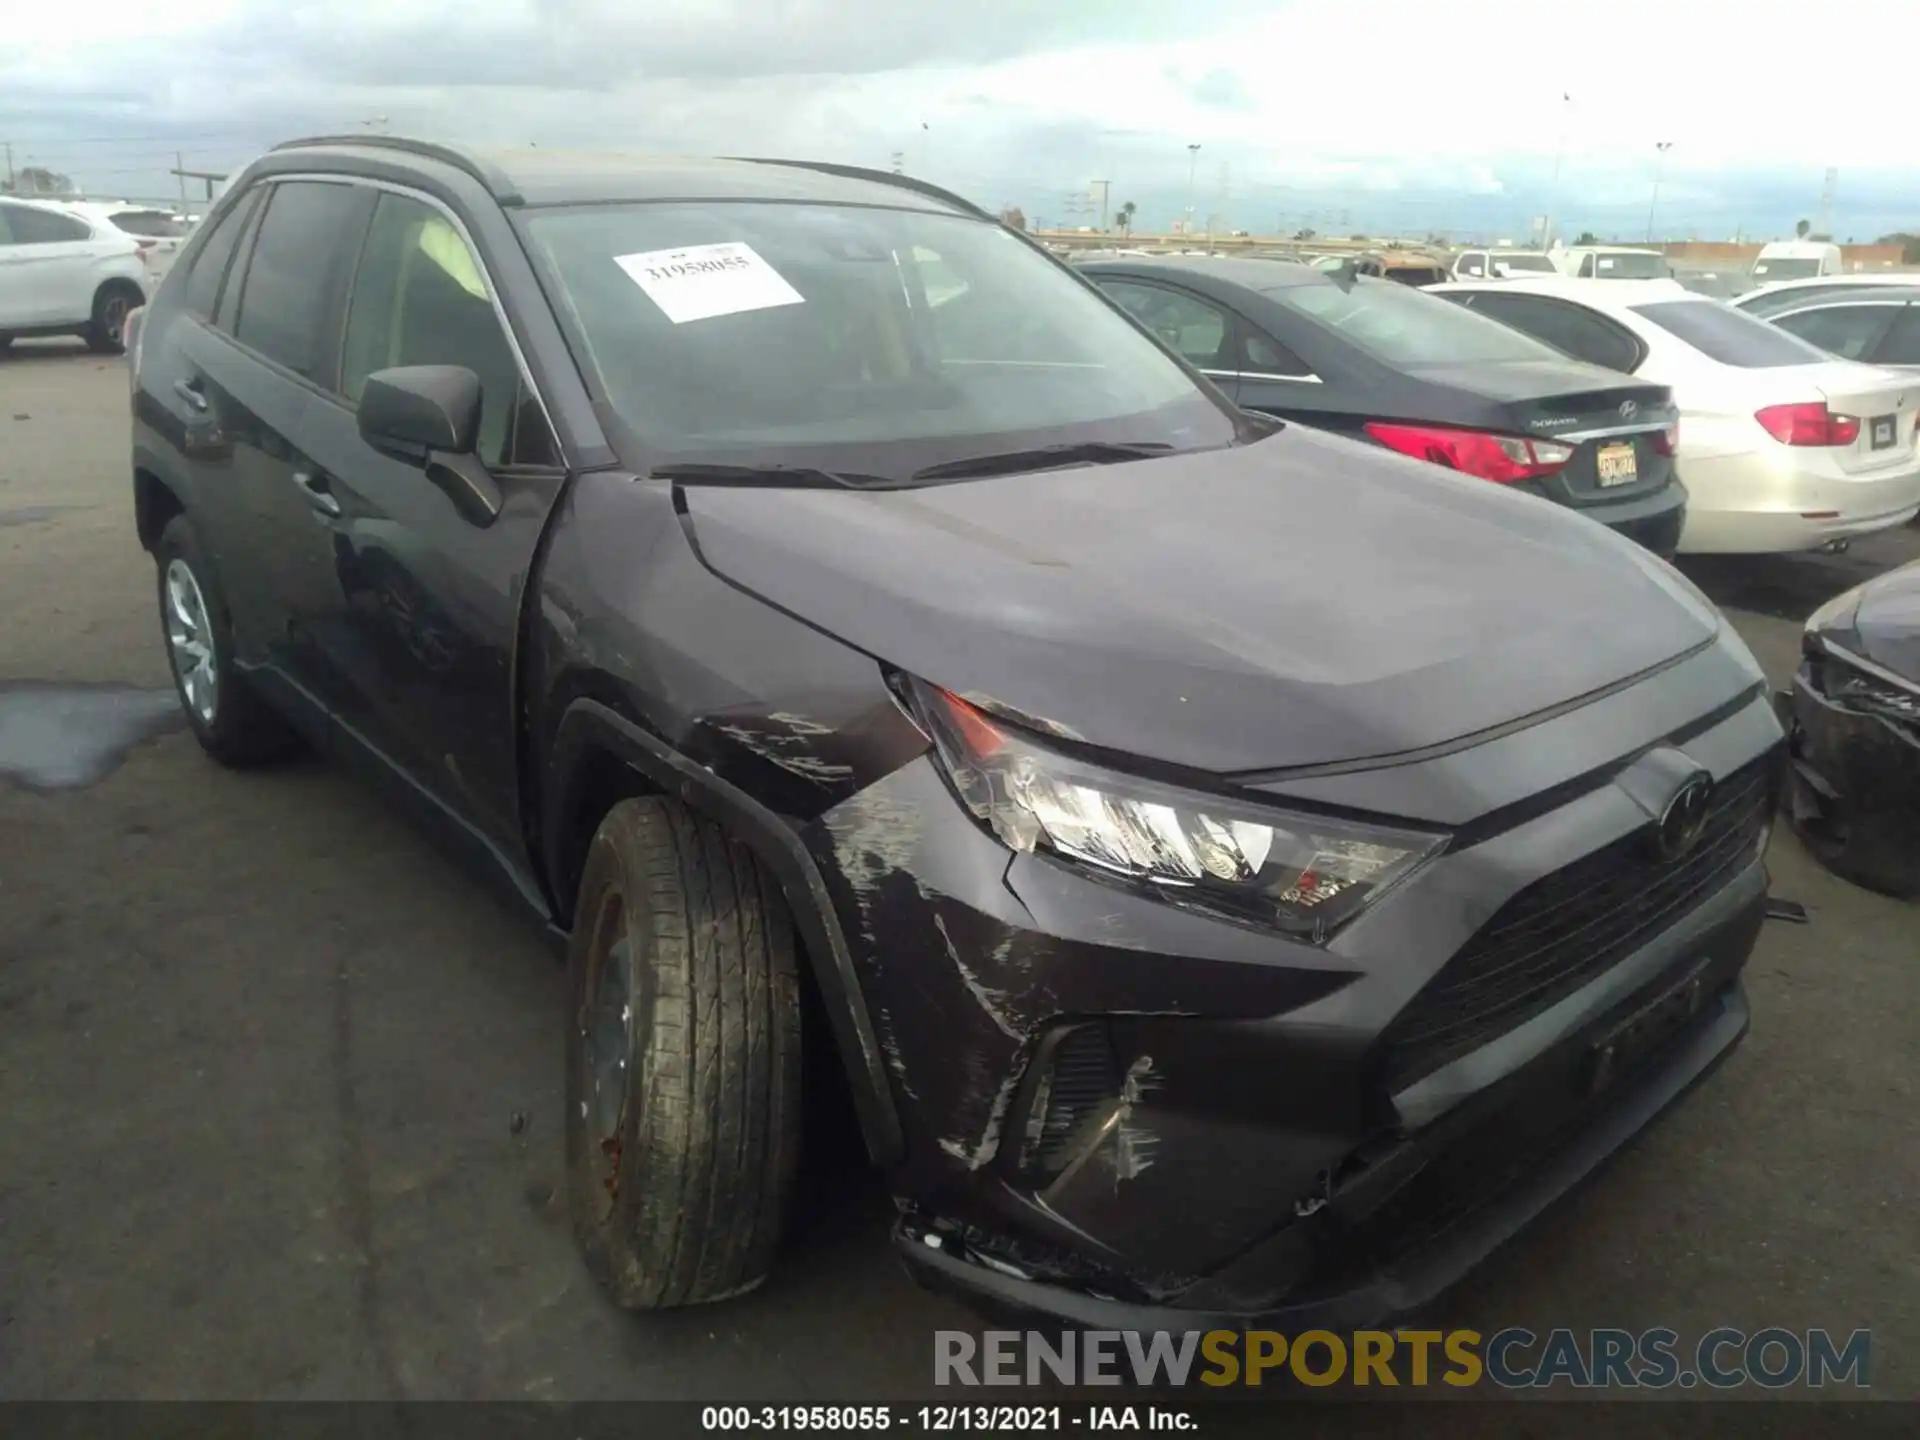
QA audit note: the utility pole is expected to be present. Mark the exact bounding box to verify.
[1184,143,1201,234]
[1544,91,1572,247]
[1089,179,1110,232]
[1646,141,1672,243]
[3,141,12,192]
[176,150,188,212]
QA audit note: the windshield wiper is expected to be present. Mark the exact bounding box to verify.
[649,462,904,490]
[911,441,1174,482]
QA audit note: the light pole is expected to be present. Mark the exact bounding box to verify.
[1646,141,1673,243]
[1543,92,1571,247]
[1184,143,1201,235]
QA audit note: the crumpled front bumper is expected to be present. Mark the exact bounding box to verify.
[1780,670,1920,897]
[896,870,1763,1332]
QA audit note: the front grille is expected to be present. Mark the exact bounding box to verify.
[1018,1023,1121,1178]
[1379,754,1775,1094]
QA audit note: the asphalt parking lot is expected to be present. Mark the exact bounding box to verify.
[1,341,1916,1404]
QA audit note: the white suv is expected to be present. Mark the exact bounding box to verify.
[0,196,149,354]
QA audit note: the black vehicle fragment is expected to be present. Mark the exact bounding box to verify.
[1784,560,1920,898]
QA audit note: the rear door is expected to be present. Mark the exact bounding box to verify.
[172,179,375,717]
[293,187,567,864]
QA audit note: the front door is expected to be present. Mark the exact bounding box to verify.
[294,189,567,869]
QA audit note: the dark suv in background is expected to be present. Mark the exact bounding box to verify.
[127,136,1784,1329]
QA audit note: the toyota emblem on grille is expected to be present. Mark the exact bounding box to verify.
[1652,773,1714,862]
[1619,399,1639,419]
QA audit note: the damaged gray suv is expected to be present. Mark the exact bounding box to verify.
[127,135,1787,1327]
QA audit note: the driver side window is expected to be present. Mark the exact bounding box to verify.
[340,193,558,468]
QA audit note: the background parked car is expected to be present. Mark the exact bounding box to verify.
[1433,276,1920,554]
[65,202,193,287]
[1079,255,1687,554]
[0,196,147,353]
[1747,240,1844,287]
[1742,287,1920,369]
[1550,245,1673,280]
[1735,274,1920,314]
[1451,249,1556,281]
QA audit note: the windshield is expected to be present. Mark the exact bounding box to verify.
[518,201,1239,474]
[1589,251,1672,279]
[1494,254,1556,274]
[1751,257,1824,283]
[1278,274,1568,366]
[1632,299,1833,368]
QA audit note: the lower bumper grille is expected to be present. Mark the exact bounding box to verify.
[1379,752,1777,1093]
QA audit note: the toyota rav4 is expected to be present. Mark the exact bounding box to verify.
[127,136,1786,1328]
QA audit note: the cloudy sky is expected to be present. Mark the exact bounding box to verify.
[5,0,1917,242]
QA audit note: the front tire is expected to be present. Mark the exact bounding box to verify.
[566,796,803,1309]
[154,514,299,765]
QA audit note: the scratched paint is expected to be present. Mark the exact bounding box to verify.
[0,682,183,792]
[935,914,1022,1039]
[937,1072,1018,1171]
[1112,1055,1161,1181]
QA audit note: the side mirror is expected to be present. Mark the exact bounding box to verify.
[356,365,502,527]
[358,365,482,457]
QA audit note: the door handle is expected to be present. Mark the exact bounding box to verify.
[292,469,342,518]
[173,378,209,413]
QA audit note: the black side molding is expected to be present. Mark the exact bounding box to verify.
[546,698,905,1166]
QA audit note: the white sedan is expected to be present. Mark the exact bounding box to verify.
[1429,277,1920,555]
[0,196,149,354]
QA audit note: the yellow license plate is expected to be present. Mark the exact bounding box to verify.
[1596,442,1638,486]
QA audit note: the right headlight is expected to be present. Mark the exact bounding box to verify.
[909,680,1448,943]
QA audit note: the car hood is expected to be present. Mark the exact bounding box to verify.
[679,426,1722,775]
[1809,559,1920,681]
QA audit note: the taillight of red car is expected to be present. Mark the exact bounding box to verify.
[1754,403,1859,447]
[1363,421,1574,484]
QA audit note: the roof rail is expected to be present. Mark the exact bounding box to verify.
[269,135,523,205]
[727,157,994,222]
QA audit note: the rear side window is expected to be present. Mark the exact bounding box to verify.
[182,187,264,319]
[3,205,89,244]
[231,181,368,378]
[1772,304,1899,361]
[1876,306,1920,366]
[1495,254,1557,275]
[1459,292,1644,373]
[1096,280,1235,369]
[108,210,190,239]
[1244,331,1311,377]
[1631,300,1831,368]
[1278,275,1563,367]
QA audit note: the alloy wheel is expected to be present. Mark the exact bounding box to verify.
[164,558,219,725]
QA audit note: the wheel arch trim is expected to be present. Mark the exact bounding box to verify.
[546,697,906,1166]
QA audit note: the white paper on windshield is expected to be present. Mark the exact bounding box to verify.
[613,242,805,325]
